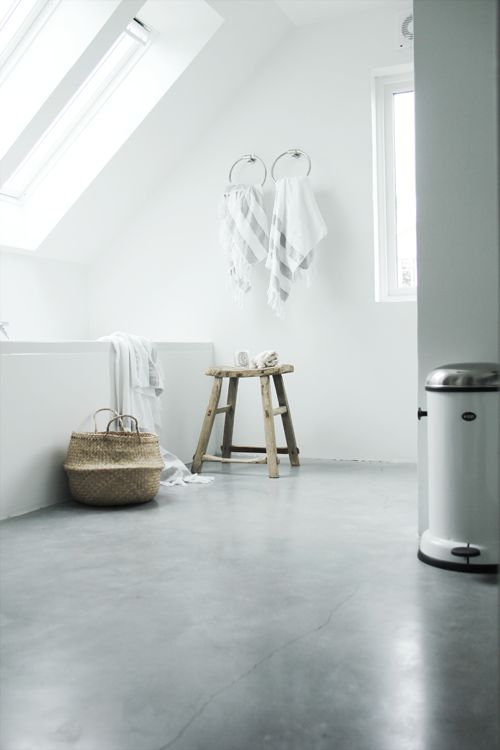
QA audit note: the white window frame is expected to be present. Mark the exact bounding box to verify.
[0,13,152,202]
[0,0,59,83]
[0,6,151,205]
[372,64,416,302]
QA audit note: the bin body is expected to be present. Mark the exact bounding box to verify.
[419,363,499,572]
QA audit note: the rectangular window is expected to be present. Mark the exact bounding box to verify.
[372,66,416,301]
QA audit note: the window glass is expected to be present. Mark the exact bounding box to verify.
[393,90,416,288]
[0,18,149,198]
[372,67,416,301]
[0,0,119,159]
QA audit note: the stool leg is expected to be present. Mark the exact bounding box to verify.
[192,377,223,473]
[260,375,279,478]
[221,377,239,458]
[272,373,300,466]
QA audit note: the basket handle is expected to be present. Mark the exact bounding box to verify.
[106,414,140,436]
[93,408,124,432]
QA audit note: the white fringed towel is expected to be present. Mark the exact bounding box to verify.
[220,183,269,305]
[267,176,327,317]
[100,332,213,486]
[99,332,164,433]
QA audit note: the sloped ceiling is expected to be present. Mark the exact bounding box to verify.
[276,0,410,26]
[34,0,292,263]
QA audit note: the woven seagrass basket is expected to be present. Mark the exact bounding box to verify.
[64,410,164,506]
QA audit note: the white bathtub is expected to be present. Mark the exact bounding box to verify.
[0,341,214,519]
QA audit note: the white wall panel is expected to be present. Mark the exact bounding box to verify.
[88,6,417,462]
[414,0,499,532]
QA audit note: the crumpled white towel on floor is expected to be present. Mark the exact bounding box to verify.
[267,176,327,317]
[251,350,279,369]
[220,183,269,306]
[100,332,214,486]
[159,448,213,486]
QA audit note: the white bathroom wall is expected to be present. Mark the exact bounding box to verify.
[414,0,499,532]
[88,6,417,461]
[0,252,89,340]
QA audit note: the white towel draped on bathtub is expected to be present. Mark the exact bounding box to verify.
[220,183,269,305]
[267,176,327,317]
[99,332,213,486]
[99,332,164,433]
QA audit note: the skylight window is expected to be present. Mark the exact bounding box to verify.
[0,0,224,253]
[0,17,150,200]
[0,0,55,74]
[0,0,120,160]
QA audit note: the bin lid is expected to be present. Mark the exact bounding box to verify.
[425,362,499,391]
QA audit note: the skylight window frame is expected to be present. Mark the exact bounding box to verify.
[0,16,152,202]
[0,0,60,84]
[372,64,416,303]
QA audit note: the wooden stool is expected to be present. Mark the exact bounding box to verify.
[192,364,300,478]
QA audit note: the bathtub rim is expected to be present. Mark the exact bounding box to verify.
[0,341,213,355]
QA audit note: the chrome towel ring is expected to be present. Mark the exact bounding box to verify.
[271,148,311,182]
[228,154,267,186]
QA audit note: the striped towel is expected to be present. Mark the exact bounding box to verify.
[220,183,269,305]
[267,176,327,317]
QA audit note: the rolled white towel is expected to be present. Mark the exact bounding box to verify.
[251,350,279,369]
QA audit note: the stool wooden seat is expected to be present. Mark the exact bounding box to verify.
[192,364,299,478]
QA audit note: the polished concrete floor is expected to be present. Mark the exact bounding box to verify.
[0,460,498,750]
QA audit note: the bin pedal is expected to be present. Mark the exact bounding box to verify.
[451,545,481,563]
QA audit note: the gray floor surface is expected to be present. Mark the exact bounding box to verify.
[0,460,498,750]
